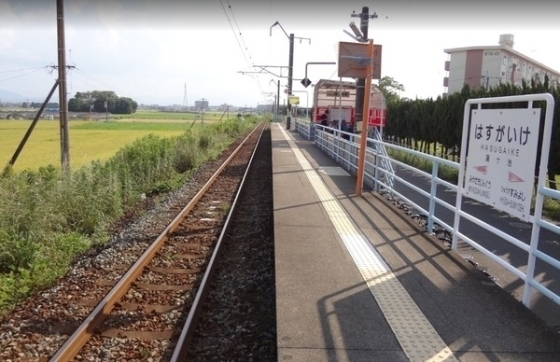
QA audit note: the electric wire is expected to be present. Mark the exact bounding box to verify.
[0,66,46,74]
[69,72,107,92]
[72,67,128,96]
[0,67,46,82]
[70,67,166,107]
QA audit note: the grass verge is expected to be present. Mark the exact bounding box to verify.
[0,116,261,314]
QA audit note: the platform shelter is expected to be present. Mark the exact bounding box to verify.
[311,79,387,132]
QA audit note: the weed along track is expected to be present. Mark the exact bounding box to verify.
[0,122,271,361]
[50,123,264,361]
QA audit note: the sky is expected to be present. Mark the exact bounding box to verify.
[1,0,560,108]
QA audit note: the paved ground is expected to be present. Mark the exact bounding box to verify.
[272,123,560,362]
[390,157,560,329]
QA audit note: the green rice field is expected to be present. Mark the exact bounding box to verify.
[0,112,223,172]
[113,110,233,122]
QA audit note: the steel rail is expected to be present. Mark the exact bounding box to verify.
[49,123,264,362]
[170,122,266,361]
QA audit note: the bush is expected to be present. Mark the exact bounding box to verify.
[173,134,200,173]
[0,118,258,314]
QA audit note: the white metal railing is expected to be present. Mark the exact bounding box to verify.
[370,127,395,190]
[294,117,315,140]
[306,123,395,192]
[299,110,560,311]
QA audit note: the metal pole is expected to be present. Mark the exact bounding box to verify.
[306,93,309,120]
[287,33,294,130]
[338,77,343,133]
[276,80,280,119]
[291,90,308,121]
[354,6,369,136]
[57,0,70,172]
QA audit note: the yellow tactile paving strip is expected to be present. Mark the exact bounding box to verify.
[278,125,458,362]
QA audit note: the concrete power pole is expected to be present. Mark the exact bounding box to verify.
[287,33,294,129]
[351,6,377,133]
[270,22,310,129]
[57,0,70,172]
[183,83,188,109]
[276,80,280,117]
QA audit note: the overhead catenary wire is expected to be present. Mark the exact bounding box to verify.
[226,0,254,66]
[219,0,264,96]
[219,0,252,70]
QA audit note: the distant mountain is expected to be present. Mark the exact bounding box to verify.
[0,89,27,102]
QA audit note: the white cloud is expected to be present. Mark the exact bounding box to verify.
[1,1,560,107]
[0,1,17,51]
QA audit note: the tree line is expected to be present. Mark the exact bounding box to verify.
[68,91,138,114]
[20,102,59,109]
[382,76,560,188]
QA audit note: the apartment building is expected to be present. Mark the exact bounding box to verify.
[443,34,560,95]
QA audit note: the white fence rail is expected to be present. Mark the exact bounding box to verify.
[293,104,560,311]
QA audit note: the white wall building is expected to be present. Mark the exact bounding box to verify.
[443,34,560,95]
[194,98,209,110]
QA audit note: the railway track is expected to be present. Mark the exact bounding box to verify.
[0,122,269,361]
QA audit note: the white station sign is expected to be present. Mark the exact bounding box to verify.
[464,108,540,221]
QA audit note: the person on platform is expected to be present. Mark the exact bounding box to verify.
[341,119,350,140]
[320,109,329,126]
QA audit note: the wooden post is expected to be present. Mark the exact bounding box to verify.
[355,39,374,196]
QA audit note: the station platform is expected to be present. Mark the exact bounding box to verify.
[271,123,560,362]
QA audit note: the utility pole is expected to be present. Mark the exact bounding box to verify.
[276,80,280,118]
[287,33,294,128]
[269,79,281,119]
[201,98,205,126]
[57,0,70,172]
[270,21,310,130]
[183,82,188,109]
[351,6,377,134]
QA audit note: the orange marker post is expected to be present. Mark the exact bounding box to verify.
[355,39,374,196]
